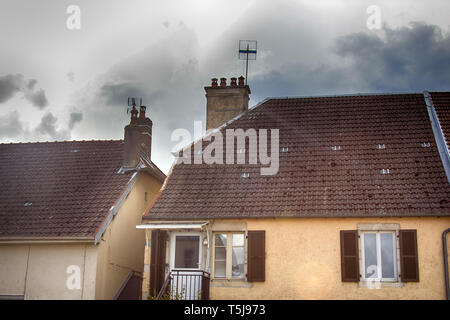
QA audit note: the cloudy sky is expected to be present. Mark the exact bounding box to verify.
[1,0,449,173]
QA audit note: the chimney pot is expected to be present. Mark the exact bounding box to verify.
[230,77,237,87]
[238,76,245,86]
[211,78,218,87]
[139,105,146,119]
[220,77,227,87]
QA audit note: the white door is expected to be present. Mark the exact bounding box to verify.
[169,232,203,300]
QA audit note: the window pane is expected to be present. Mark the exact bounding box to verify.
[232,247,244,278]
[174,236,199,269]
[215,247,226,261]
[215,234,227,246]
[214,261,226,278]
[381,233,395,279]
[232,234,244,246]
[364,233,378,279]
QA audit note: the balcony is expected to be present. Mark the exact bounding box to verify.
[156,270,210,300]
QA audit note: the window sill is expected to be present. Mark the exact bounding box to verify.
[211,278,253,288]
[358,281,404,289]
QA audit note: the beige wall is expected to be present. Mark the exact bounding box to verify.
[0,243,97,299]
[95,172,162,299]
[209,217,450,300]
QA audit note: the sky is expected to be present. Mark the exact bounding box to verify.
[0,0,449,173]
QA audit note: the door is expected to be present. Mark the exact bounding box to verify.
[170,232,202,300]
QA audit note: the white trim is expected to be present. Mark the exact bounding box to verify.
[94,172,138,244]
[136,222,208,230]
[169,232,202,270]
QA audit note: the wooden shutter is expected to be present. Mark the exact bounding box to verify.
[340,230,360,282]
[247,230,265,282]
[149,229,167,296]
[399,229,419,282]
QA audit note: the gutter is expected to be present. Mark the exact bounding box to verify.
[443,228,450,300]
[0,237,93,244]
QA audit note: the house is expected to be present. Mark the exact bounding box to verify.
[0,103,165,300]
[139,77,450,300]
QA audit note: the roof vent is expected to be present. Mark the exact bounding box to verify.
[331,146,341,151]
[240,172,250,178]
[377,144,386,149]
[280,147,289,152]
[380,169,390,174]
[421,142,431,148]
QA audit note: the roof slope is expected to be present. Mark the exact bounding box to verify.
[0,140,164,239]
[430,92,450,150]
[145,93,450,220]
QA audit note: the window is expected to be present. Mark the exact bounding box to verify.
[213,233,245,279]
[361,231,397,282]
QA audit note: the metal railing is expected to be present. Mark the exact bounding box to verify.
[156,270,210,300]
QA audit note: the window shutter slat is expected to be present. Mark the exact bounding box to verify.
[340,230,360,282]
[399,229,419,282]
[149,229,166,296]
[247,230,265,282]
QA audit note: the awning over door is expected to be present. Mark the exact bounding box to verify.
[136,222,208,230]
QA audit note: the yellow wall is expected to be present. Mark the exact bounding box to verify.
[209,217,450,300]
[95,172,162,299]
[0,243,97,299]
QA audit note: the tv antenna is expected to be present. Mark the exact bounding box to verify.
[127,97,142,114]
[239,40,257,85]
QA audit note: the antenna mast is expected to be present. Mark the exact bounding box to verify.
[239,40,257,85]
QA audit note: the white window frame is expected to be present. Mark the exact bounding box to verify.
[212,232,245,280]
[169,232,202,271]
[360,231,398,282]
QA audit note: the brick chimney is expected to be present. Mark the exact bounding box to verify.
[123,103,153,168]
[204,76,250,131]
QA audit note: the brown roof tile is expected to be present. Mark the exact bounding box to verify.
[0,140,163,239]
[145,93,450,220]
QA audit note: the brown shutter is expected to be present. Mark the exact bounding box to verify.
[247,230,265,282]
[340,230,360,282]
[149,229,167,296]
[399,229,419,282]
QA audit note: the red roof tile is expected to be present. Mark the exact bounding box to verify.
[0,140,164,239]
[145,93,450,220]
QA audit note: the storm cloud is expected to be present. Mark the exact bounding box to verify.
[0,74,48,109]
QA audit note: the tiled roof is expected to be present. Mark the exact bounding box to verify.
[145,93,450,220]
[0,140,164,239]
[430,92,450,150]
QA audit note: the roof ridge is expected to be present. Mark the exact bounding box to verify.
[263,91,431,100]
[0,139,124,145]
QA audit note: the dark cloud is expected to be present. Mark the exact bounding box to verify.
[68,110,83,130]
[0,73,48,108]
[34,112,69,140]
[0,74,24,103]
[25,88,48,109]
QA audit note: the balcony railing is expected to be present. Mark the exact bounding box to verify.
[156,269,210,300]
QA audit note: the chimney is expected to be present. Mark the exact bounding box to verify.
[123,102,153,168]
[204,76,250,131]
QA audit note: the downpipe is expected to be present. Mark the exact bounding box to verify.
[443,228,450,300]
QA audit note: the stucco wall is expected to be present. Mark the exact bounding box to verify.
[209,217,450,300]
[0,243,97,299]
[95,172,162,299]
